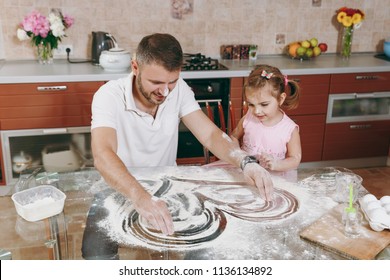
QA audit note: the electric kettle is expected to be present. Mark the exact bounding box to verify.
[91,31,115,65]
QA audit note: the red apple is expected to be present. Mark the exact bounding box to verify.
[318,43,328,52]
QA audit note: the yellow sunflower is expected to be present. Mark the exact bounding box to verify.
[342,16,353,27]
[337,11,347,23]
[352,13,362,24]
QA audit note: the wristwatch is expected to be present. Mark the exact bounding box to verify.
[240,155,259,171]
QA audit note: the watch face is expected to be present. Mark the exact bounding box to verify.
[241,156,259,170]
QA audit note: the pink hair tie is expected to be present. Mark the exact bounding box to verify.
[284,75,288,86]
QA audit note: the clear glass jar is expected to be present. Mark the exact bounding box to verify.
[37,42,54,64]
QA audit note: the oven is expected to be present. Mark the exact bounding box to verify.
[326,91,390,123]
[323,91,390,161]
[1,127,92,185]
[177,53,230,165]
[177,78,230,164]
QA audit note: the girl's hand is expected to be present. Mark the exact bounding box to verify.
[257,153,279,171]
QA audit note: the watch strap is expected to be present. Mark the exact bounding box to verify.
[240,155,259,170]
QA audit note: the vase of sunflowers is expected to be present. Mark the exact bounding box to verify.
[336,7,365,59]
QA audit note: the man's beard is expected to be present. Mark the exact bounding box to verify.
[136,73,165,106]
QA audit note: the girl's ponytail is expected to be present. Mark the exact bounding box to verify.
[282,79,300,111]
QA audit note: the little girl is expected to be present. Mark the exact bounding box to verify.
[231,64,302,171]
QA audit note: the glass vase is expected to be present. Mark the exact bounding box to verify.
[340,25,354,59]
[37,43,53,64]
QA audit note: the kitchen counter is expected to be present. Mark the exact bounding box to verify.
[222,53,390,75]
[0,166,389,260]
[0,53,389,83]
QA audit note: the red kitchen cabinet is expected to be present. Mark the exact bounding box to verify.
[0,81,104,130]
[323,72,390,160]
[287,74,330,162]
[287,74,330,116]
[330,72,390,93]
[229,77,245,132]
[322,121,390,160]
[291,115,326,162]
[0,81,104,186]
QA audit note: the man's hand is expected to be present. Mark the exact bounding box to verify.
[243,163,274,201]
[133,194,174,236]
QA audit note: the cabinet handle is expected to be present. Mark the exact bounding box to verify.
[349,124,372,130]
[354,93,375,98]
[355,75,379,80]
[37,85,68,91]
[42,128,68,134]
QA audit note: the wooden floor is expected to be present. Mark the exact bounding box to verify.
[352,166,390,198]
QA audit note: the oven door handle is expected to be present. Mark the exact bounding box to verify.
[218,101,226,132]
[205,102,214,122]
[354,93,375,99]
[229,101,236,131]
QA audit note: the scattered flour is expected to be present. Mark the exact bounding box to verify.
[221,132,233,142]
[93,166,340,259]
[229,149,246,162]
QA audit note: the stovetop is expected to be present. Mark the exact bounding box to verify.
[182,53,228,71]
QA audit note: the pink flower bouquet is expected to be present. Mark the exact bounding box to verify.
[17,9,74,63]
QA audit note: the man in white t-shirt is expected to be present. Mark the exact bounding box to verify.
[91,33,273,235]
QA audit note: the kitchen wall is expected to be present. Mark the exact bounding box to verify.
[0,0,389,60]
[0,18,4,59]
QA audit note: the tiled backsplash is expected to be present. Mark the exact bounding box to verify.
[1,0,389,60]
[0,19,4,59]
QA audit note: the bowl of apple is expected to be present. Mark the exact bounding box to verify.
[286,38,327,61]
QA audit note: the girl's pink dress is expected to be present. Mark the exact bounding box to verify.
[204,111,298,167]
[241,111,298,160]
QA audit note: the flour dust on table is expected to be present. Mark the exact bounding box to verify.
[87,167,340,259]
[96,171,304,252]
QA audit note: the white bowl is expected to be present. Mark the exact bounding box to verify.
[99,49,131,72]
[11,185,66,222]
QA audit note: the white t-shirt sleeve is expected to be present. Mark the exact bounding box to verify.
[91,81,122,130]
[177,79,201,118]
